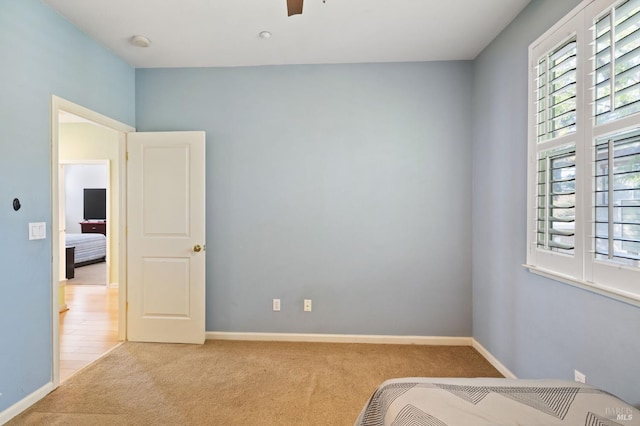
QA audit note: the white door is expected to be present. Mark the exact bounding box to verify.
[127,131,206,344]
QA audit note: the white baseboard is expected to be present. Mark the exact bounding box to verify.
[471,339,517,379]
[0,382,54,425]
[206,331,472,346]
[109,282,119,289]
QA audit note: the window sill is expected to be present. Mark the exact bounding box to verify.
[523,264,640,308]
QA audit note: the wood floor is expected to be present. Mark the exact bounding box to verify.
[59,269,119,382]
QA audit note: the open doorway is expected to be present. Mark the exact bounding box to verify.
[51,96,134,386]
[58,160,114,381]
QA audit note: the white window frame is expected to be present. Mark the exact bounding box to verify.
[526,0,640,305]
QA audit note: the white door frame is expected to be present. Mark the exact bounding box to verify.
[50,95,134,386]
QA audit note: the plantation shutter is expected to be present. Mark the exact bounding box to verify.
[528,0,640,301]
[537,145,576,254]
[537,39,578,142]
[595,0,640,125]
[594,132,640,266]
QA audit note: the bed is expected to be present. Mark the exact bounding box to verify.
[355,377,639,426]
[65,233,106,266]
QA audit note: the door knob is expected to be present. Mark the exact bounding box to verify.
[193,244,202,253]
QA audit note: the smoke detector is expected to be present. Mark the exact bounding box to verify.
[130,35,151,48]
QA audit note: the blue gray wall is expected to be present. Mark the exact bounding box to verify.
[472,0,640,407]
[0,0,134,412]
[136,63,474,336]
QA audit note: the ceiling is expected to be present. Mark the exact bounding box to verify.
[44,0,531,69]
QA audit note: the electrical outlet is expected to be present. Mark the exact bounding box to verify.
[574,369,586,383]
[272,299,281,312]
[304,299,312,312]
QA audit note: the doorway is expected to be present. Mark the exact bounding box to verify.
[59,160,113,381]
[51,96,134,386]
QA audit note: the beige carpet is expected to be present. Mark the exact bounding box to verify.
[9,340,502,426]
[68,262,106,285]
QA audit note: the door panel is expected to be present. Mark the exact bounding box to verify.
[142,146,190,235]
[127,131,205,344]
[142,258,190,316]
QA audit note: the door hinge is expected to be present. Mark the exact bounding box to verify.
[126,151,129,161]
[126,302,129,311]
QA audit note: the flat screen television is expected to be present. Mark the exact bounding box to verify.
[83,188,106,221]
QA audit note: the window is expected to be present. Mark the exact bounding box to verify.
[594,132,640,266]
[537,39,578,142]
[595,0,640,125]
[527,0,640,303]
[537,144,577,255]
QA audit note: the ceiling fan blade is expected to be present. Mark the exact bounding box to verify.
[287,0,303,16]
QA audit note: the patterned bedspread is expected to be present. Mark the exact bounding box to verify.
[355,378,639,426]
[65,233,106,264]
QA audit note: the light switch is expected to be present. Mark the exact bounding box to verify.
[29,222,46,240]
